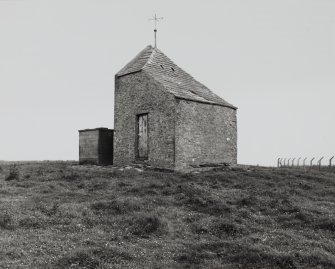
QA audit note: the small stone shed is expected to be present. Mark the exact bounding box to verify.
[79,128,114,165]
[114,45,237,171]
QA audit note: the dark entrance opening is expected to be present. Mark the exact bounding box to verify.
[137,113,148,159]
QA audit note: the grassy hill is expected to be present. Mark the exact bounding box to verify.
[0,162,334,269]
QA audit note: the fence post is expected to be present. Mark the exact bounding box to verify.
[297,157,302,167]
[292,158,296,167]
[303,157,308,172]
[277,158,281,168]
[318,157,324,171]
[310,157,315,170]
[288,158,291,167]
[330,156,334,168]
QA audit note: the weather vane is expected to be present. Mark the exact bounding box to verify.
[149,13,163,48]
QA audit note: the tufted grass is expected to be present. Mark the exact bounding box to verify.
[0,161,334,268]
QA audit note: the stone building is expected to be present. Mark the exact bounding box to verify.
[113,45,237,171]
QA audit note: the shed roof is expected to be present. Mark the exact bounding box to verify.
[116,45,236,109]
[79,128,113,132]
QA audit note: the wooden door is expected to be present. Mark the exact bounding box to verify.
[137,114,148,159]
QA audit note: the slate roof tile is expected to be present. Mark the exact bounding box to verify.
[116,45,236,109]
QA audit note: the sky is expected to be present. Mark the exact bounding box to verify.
[0,0,334,166]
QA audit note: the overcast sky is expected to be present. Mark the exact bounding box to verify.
[0,0,334,166]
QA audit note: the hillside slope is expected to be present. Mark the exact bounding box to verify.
[0,162,334,268]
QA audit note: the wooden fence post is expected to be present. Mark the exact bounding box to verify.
[330,156,334,168]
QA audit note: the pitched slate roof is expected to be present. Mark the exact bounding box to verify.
[116,45,236,109]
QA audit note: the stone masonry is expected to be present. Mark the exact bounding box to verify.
[175,99,237,171]
[114,72,176,169]
[113,45,237,171]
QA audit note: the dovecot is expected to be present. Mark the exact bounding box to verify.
[113,45,238,171]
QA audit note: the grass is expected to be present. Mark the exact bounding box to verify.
[0,162,334,268]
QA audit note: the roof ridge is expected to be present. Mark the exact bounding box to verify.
[116,46,237,109]
[116,45,154,77]
[142,48,156,70]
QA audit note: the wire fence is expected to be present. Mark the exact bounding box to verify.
[277,156,335,171]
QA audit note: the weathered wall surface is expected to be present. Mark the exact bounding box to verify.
[79,130,99,165]
[113,71,176,169]
[175,99,237,171]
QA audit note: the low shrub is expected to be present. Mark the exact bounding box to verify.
[315,218,335,232]
[36,202,59,216]
[19,216,44,229]
[55,249,99,269]
[211,219,243,237]
[5,165,20,181]
[271,198,300,214]
[0,211,16,230]
[192,217,245,237]
[127,213,167,237]
[174,249,205,266]
[235,195,258,207]
[63,171,80,181]
[91,198,140,215]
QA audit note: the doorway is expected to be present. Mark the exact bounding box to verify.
[137,113,148,159]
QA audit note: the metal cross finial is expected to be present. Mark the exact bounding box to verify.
[149,13,163,48]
